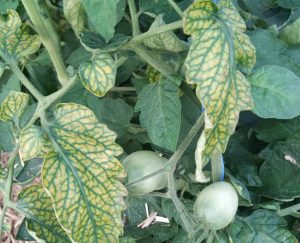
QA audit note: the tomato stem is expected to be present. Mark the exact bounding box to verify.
[0,144,19,240]
[167,0,184,18]
[21,0,69,86]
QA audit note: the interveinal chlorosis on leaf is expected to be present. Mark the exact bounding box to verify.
[79,52,117,97]
[183,0,255,182]
[0,9,41,60]
[41,103,127,242]
[0,91,29,122]
[2,0,300,242]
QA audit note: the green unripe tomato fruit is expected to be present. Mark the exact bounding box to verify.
[123,150,167,195]
[194,182,238,230]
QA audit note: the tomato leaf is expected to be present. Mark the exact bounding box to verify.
[0,10,40,60]
[63,0,86,36]
[254,117,300,143]
[229,210,297,242]
[19,125,48,161]
[42,103,127,242]
[143,15,187,52]
[183,1,254,182]
[17,185,71,242]
[79,52,116,97]
[279,18,300,45]
[259,131,300,200]
[81,0,125,41]
[249,65,300,119]
[0,91,29,122]
[135,79,181,151]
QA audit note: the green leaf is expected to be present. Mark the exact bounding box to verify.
[66,47,91,68]
[17,185,71,242]
[0,0,19,14]
[229,210,297,242]
[81,0,125,41]
[277,0,300,8]
[259,131,300,200]
[0,10,41,60]
[19,125,47,161]
[240,0,276,14]
[224,132,262,187]
[0,91,29,122]
[92,98,133,137]
[79,52,116,97]
[15,220,35,241]
[63,0,86,36]
[15,158,42,183]
[279,18,300,44]
[79,31,130,51]
[183,1,219,35]
[254,117,300,143]
[0,122,14,151]
[249,65,300,119]
[248,29,287,67]
[42,103,127,242]
[0,74,20,104]
[135,79,181,151]
[143,15,187,52]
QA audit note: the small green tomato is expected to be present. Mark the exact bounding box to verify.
[194,181,238,230]
[123,150,167,195]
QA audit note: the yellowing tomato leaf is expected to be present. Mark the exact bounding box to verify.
[63,0,86,36]
[183,1,254,182]
[0,10,41,60]
[195,71,254,182]
[218,6,246,32]
[0,91,29,122]
[183,1,219,35]
[17,185,71,242]
[42,103,127,242]
[234,32,256,73]
[79,52,116,97]
[185,27,230,87]
[143,15,187,52]
[19,125,47,161]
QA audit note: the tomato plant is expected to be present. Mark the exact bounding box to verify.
[0,0,300,242]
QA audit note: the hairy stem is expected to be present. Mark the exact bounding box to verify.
[167,0,184,17]
[128,0,140,36]
[278,203,300,217]
[131,44,175,75]
[2,57,44,101]
[130,20,183,43]
[21,0,69,86]
[26,76,77,128]
[0,145,19,239]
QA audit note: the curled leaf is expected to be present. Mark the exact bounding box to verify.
[79,52,116,97]
[0,10,41,60]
